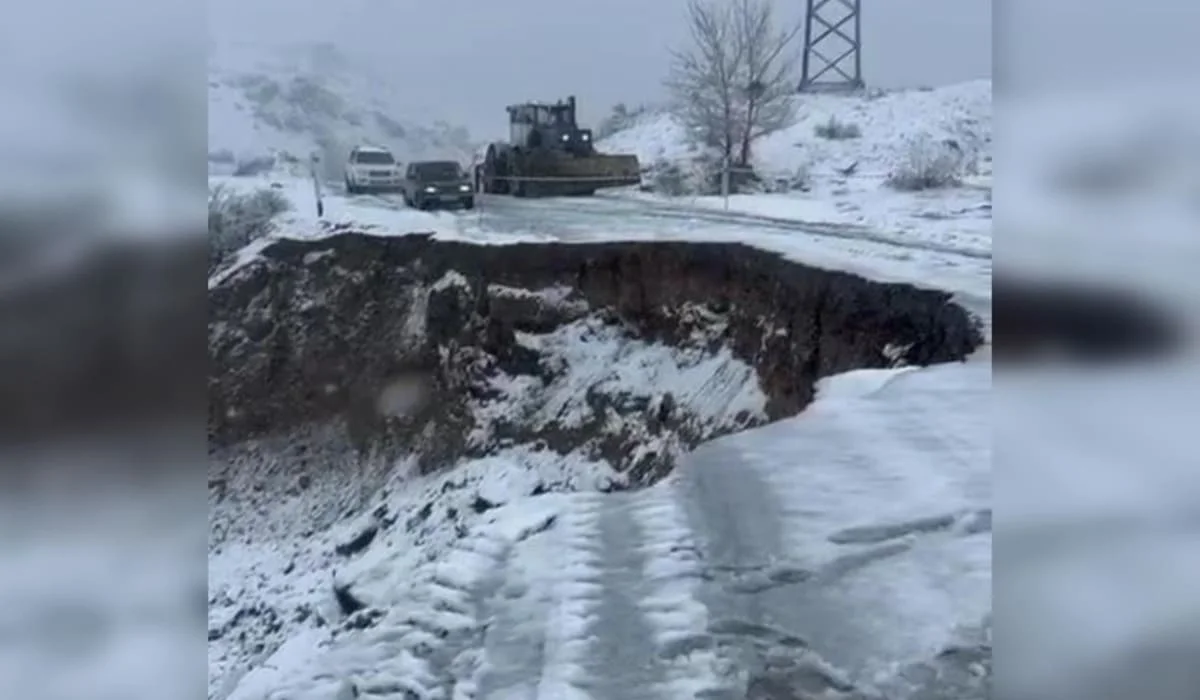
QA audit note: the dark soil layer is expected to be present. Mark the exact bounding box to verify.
[208,232,982,479]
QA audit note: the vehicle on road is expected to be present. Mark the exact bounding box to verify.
[344,146,402,194]
[479,95,641,198]
[402,160,474,210]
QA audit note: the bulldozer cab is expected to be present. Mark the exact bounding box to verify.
[506,96,593,154]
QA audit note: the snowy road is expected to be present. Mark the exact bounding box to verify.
[486,362,989,699]
[347,189,989,259]
[327,188,992,327]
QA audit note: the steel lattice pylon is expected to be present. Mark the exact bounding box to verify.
[798,0,864,92]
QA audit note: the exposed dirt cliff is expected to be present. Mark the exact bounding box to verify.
[208,232,982,485]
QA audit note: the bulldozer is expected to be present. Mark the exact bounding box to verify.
[478,96,641,197]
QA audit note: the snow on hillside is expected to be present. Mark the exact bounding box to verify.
[598,109,698,167]
[759,80,991,179]
[600,81,991,180]
[597,80,992,245]
[208,41,477,179]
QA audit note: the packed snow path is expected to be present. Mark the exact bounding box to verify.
[680,360,991,697]
[262,359,990,700]
[221,361,989,700]
[465,360,991,699]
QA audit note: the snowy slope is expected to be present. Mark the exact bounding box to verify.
[600,81,991,181]
[597,81,992,248]
[208,41,477,178]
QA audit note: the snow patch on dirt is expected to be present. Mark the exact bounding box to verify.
[208,314,768,697]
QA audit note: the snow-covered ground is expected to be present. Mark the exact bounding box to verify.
[210,312,773,697]
[598,80,992,251]
[209,79,994,699]
[212,358,988,700]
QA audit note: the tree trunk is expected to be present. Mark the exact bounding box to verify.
[738,99,757,167]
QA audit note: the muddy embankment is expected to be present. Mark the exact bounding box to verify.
[208,232,982,486]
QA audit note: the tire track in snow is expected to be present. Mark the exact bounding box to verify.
[574,493,665,700]
[626,485,734,699]
[529,494,605,700]
[473,535,548,699]
[676,431,807,696]
[260,532,504,700]
[688,362,990,689]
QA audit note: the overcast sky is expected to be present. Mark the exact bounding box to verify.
[211,0,991,138]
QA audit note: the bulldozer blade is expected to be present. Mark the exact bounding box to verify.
[519,152,641,196]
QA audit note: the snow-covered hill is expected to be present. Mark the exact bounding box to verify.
[597,81,992,246]
[599,80,992,183]
[208,41,477,179]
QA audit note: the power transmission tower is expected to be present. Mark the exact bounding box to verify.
[798,0,864,92]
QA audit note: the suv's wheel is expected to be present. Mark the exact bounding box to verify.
[345,176,357,195]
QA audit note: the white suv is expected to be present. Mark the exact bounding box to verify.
[344,146,402,194]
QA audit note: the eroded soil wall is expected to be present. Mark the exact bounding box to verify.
[209,233,982,477]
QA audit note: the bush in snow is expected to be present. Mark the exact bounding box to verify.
[640,154,764,197]
[886,134,964,191]
[643,158,690,196]
[778,162,812,192]
[209,184,290,273]
[233,155,277,177]
[814,115,862,140]
[642,156,719,196]
[596,102,649,140]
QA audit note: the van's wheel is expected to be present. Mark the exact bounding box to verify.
[344,177,357,195]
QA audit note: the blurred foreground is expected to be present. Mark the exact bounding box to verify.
[0,3,207,696]
[995,77,1200,700]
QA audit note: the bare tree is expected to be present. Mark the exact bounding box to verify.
[666,0,802,168]
[664,0,746,164]
[731,0,803,166]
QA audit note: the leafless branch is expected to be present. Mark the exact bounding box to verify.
[665,0,802,170]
